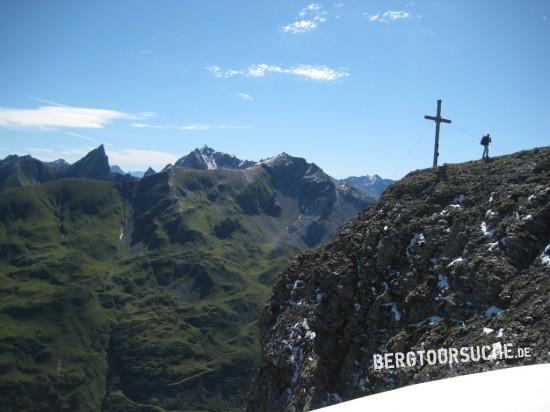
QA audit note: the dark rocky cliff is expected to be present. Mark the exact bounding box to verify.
[248,146,550,411]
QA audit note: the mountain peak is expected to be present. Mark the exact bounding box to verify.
[144,167,156,177]
[50,159,70,168]
[66,145,110,179]
[110,165,125,175]
[259,152,296,165]
[340,174,394,199]
[175,146,255,170]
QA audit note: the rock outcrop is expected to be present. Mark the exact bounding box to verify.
[248,147,550,411]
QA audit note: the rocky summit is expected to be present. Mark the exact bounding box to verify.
[175,145,256,170]
[248,146,550,411]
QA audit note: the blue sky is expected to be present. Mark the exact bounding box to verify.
[1,0,549,179]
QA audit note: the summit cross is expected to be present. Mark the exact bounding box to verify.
[424,99,452,168]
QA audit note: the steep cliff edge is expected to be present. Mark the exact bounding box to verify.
[248,147,550,411]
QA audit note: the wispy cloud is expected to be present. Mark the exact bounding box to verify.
[25,147,56,155]
[0,104,134,129]
[63,131,99,143]
[131,122,251,131]
[365,10,412,23]
[282,3,327,33]
[23,146,178,171]
[236,92,254,101]
[207,64,348,81]
[25,146,92,162]
[107,149,178,169]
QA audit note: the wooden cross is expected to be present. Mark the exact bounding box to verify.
[424,99,452,168]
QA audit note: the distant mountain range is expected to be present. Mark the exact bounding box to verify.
[2,144,392,199]
[0,144,381,411]
[110,165,149,178]
[33,144,391,198]
[339,174,394,199]
[0,145,130,193]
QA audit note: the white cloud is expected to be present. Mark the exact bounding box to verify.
[131,122,251,131]
[107,149,178,170]
[288,65,347,81]
[305,3,322,13]
[0,104,134,129]
[24,146,178,171]
[26,147,55,155]
[283,3,327,33]
[63,131,99,143]
[283,20,319,33]
[247,64,272,77]
[207,64,348,81]
[25,146,92,162]
[206,66,242,79]
[131,122,166,129]
[236,93,254,101]
[366,10,411,23]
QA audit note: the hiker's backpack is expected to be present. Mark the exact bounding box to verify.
[480,135,489,145]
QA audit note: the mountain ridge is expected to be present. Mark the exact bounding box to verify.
[0,145,392,199]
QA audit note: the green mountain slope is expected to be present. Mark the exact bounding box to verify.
[0,149,372,411]
[0,179,129,411]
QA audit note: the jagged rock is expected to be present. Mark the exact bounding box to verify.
[143,167,156,177]
[248,147,550,411]
[66,145,110,179]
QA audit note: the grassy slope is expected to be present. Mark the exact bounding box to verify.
[0,179,126,411]
[103,167,300,411]
[0,168,303,411]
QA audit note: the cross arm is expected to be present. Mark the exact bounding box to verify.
[424,115,452,124]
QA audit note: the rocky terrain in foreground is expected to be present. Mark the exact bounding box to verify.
[248,146,550,411]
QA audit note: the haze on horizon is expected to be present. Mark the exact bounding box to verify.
[1,0,549,179]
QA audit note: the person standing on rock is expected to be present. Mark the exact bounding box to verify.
[481,134,492,159]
